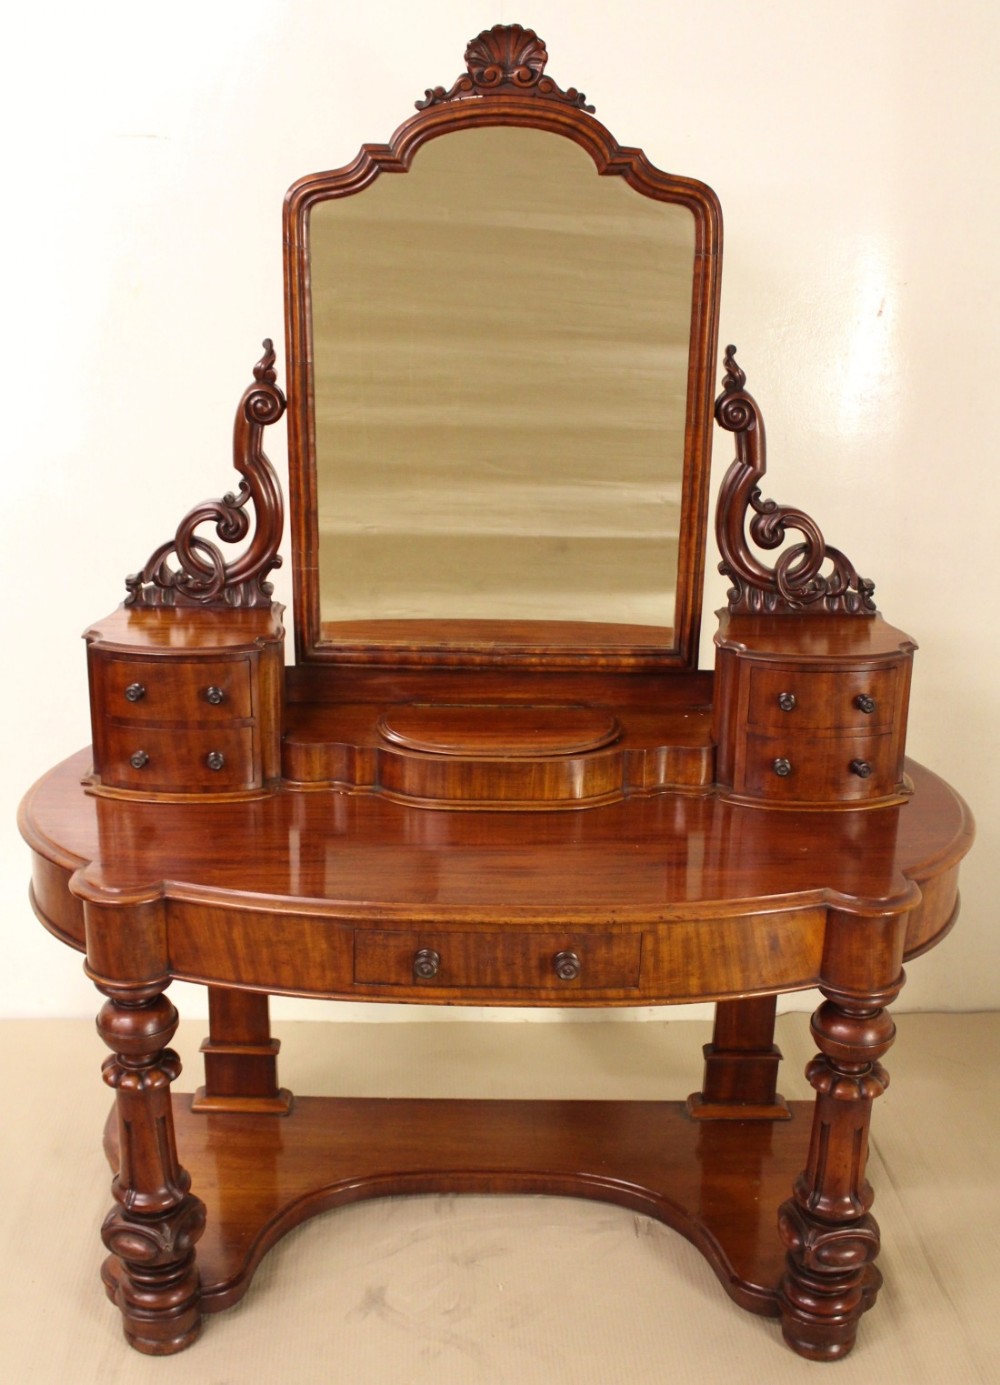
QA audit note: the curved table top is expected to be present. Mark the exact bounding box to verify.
[22,751,973,967]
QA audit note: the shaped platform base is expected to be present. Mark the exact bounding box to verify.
[101,1094,849,1334]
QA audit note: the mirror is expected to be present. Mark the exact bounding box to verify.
[310,127,695,631]
[285,41,721,669]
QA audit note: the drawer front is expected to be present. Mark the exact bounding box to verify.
[355,929,642,992]
[741,730,898,802]
[94,656,253,722]
[96,724,256,792]
[748,665,898,732]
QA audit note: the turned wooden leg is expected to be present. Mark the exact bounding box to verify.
[96,983,206,1355]
[192,987,292,1115]
[687,995,790,1120]
[777,984,899,1360]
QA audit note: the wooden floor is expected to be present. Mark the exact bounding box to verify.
[3,1012,998,1384]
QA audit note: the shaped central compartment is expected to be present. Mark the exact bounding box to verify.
[280,674,716,808]
[377,704,622,759]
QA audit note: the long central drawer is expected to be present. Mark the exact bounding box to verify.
[354,928,642,992]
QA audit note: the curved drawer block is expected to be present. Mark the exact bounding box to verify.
[747,665,897,732]
[742,730,897,803]
[93,656,253,722]
[96,724,256,793]
[713,613,914,808]
[85,605,285,798]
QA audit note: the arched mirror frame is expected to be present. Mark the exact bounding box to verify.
[283,34,722,672]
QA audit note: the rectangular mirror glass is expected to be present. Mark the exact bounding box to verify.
[309,127,696,634]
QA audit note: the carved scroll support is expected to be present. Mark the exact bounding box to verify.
[416,24,594,112]
[96,984,205,1354]
[777,983,900,1359]
[714,347,876,615]
[125,341,286,609]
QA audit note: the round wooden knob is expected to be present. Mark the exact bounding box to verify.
[772,757,793,778]
[413,948,441,981]
[206,751,226,771]
[205,686,226,705]
[849,759,873,779]
[854,694,876,715]
[124,683,146,703]
[553,950,582,982]
[129,750,149,769]
[777,692,796,712]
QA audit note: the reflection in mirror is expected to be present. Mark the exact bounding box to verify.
[309,127,696,634]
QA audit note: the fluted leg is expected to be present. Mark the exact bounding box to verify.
[96,984,206,1354]
[777,985,898,1360]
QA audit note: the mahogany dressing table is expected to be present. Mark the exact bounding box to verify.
[19,26,973,1363]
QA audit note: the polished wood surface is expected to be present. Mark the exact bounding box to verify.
[21,750,972,1357]
[85,605,284,799]
[689,994,790,1120]
[20,21,975,1366]
[103,1096,819,1318]
[378,703,622,754]
[124,343,285,610]
[192,988,291,1115]
[714,347,876,616]
[282,688,715,807]
[714,613,914,807]
[23,752,970,998]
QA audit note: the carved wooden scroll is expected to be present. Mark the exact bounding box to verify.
[416,23,594,112]
[125,342,285,609]
[714,347,876,615]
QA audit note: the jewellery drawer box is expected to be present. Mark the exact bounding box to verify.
[85,605,284,798]
[713,612,914,808]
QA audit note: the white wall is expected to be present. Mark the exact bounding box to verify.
[4,1,997,1019]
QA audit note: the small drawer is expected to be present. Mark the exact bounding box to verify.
[741,730,897,802]
[748,665,898,732]
[93,656,253,722]
[354,929,641,992]
[96,724,256,793]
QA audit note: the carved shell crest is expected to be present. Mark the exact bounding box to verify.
[417,24,594,112]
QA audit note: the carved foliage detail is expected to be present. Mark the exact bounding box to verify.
[102,1048,182,1093]
[805,1055,889,1103]
[417,24,594,111]
[714,347,876,615]
[125,341,286,609]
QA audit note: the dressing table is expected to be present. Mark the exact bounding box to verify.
[19,26,973,1363]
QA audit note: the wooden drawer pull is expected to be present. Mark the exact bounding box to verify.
[553,950,582,982]
[413,948,441,981]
